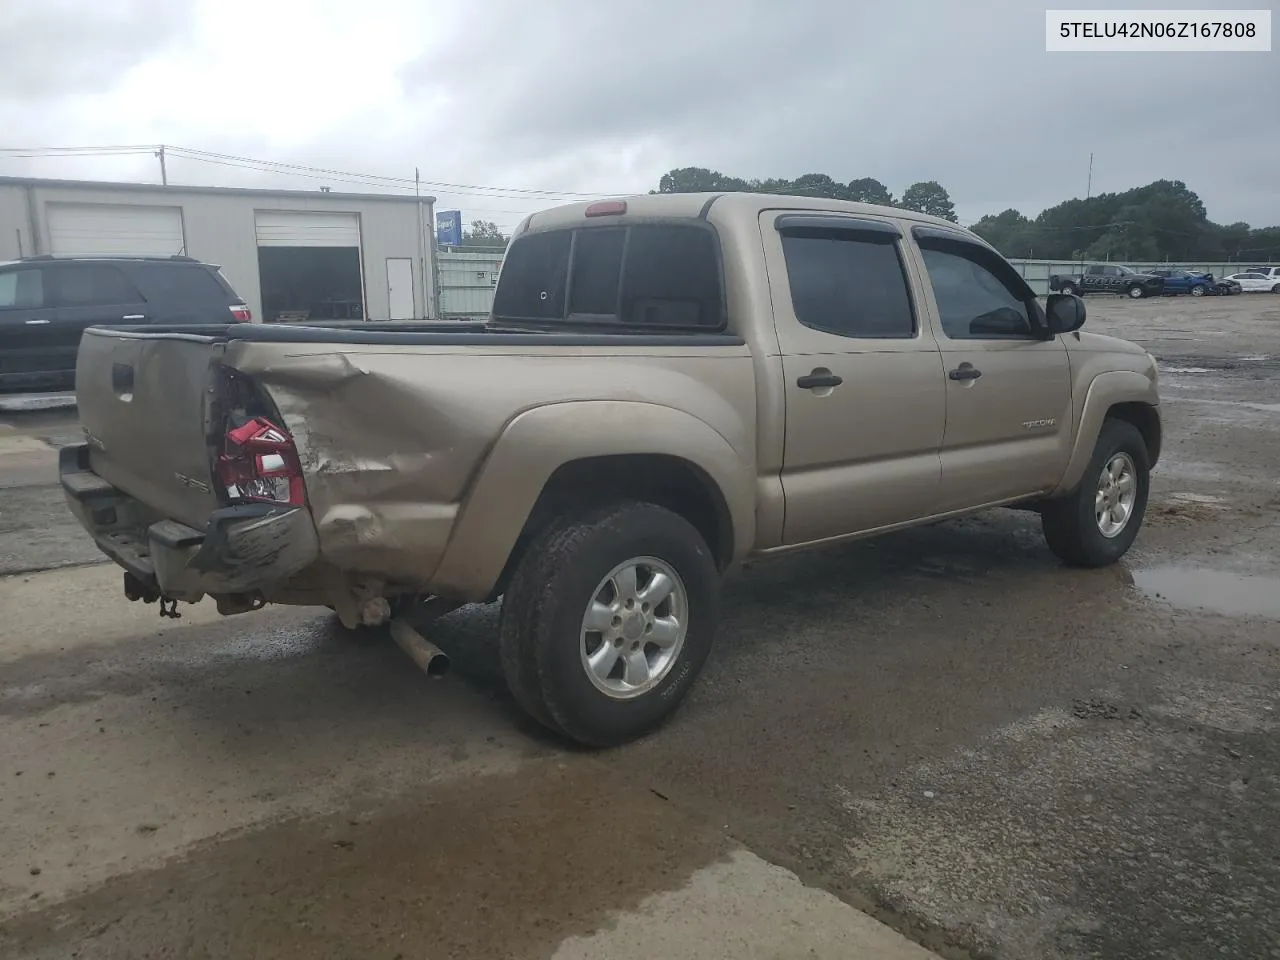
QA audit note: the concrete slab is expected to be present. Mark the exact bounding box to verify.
[552,849,941,960]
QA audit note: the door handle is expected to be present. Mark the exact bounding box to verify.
[796,371,843,389]
[122,314,146,321]
[948,365,982,381]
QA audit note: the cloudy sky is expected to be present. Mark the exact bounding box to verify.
[1,0,1276,231]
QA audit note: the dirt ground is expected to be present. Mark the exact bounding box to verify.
[0,293,1277,959]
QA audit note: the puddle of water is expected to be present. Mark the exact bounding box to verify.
[1133,566,1280,620]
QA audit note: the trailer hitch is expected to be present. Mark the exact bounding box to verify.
[123,572,182,619]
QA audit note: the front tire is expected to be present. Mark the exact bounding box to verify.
[499,501,720,747]
[1041,419,1150,568]
[1059,282,1078,296]
[1272,283,1280,294]
[1127,284,1146,299]
[1190,284,1206,297]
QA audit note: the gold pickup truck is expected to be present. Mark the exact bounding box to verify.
[62,192,1161,746]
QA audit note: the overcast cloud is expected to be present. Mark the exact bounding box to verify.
[0,0,1275,230]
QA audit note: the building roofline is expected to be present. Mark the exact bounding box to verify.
[0,174,437,205]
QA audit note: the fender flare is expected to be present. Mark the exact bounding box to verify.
[428,400,755,601]
[1052,370,1159,496]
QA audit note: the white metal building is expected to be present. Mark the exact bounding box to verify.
[0,176,439,322]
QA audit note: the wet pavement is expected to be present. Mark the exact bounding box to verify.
[0,294,1277,959]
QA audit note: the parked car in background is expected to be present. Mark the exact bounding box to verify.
[0,255,250,393]
[1147,268,1217,297]
[1244,266,1280,285]
[1223,272,1280,293]
[1214,276,1243,296]
[1049,263,1164,299]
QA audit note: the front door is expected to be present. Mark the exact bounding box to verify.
[911,236,1072,510]
[0,264,58,388]
[762,212,946,546]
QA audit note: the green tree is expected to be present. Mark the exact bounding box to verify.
[461,220,507,248]
[651,167,1280,260]
[845,177,895,206]
[1216,221,1252,261]
[657,167,750,193]
[971,208,1036,257]
[788,173,845,199]
[900,181,957,222]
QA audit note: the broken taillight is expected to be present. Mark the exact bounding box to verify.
[216,417,305,506]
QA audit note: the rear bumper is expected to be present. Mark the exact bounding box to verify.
[60,444,319,601]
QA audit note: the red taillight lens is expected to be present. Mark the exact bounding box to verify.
[216,417,305,506]
[229,304,252,322]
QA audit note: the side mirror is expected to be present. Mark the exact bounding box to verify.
[1045,293,1086,335]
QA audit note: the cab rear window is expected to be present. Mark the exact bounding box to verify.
[492,222,724,330]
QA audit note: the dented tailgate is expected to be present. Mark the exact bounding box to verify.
[76,328,223,529]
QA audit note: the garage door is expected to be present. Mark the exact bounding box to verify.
[254,211,361,247]
[47,203,185,257]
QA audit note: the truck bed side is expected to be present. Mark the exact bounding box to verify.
[68,322,757,608]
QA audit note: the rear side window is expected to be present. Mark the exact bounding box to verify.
[0,268,45,309]
[492,230,571,320]
[494,222,723,329]
[780,233,916,338]
[619,225,721,327]
[47,264,140,307]
[133,263,234,302]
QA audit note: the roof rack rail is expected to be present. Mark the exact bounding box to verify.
[18,253,199,263]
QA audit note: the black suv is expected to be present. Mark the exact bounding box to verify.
[0,255,251,393]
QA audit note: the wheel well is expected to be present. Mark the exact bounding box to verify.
[491,454,734,599]
[1106,402,1161,466]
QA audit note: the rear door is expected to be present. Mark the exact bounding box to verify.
[128,261,241,323]
[909,227,1072,509]
[761,211,946,545]
[1082,265,1108,293]
[45,261,149,338]
[0,264,65,386]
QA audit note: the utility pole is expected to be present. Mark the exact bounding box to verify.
[414,167,429,319]
[156,145,168,186]
[1085,152,1093,201]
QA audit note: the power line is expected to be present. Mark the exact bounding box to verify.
[170,146,612,199]
[0,142,623,202]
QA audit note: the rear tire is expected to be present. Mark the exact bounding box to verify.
[1042,419,1150,568]
[499,501,720,747]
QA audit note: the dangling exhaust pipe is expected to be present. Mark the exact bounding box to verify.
[390,618,450,679]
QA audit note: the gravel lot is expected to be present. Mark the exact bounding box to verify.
[0,293,1277,959]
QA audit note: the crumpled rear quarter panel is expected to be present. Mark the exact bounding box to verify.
[222,339,755,589]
